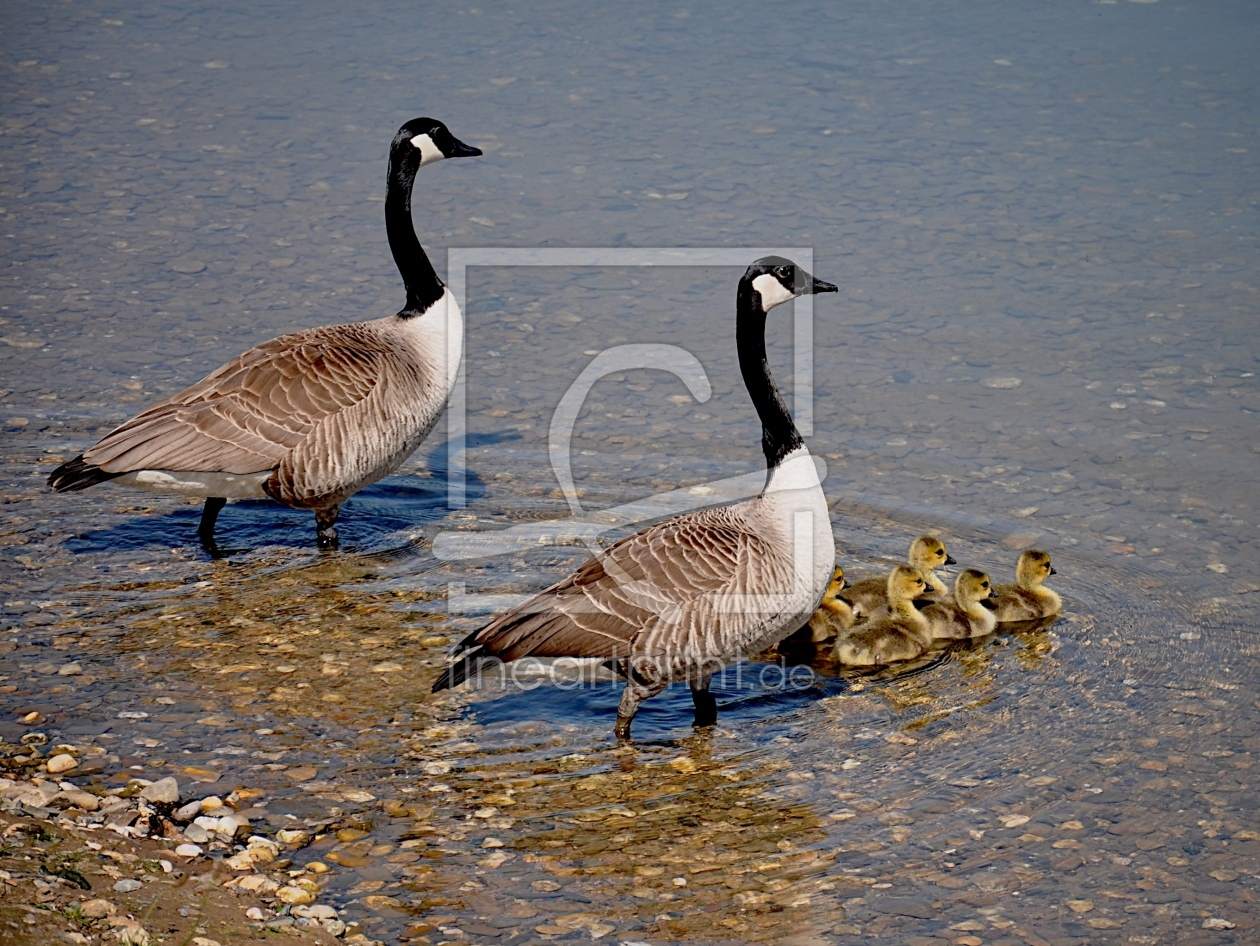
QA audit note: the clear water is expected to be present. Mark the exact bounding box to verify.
[2,1,1258,943]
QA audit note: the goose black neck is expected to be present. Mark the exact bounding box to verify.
[385,153,444,318]
[736,282,803,471]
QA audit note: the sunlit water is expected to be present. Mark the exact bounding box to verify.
[2,1,1258,943]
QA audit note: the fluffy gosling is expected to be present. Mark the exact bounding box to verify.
[845,535,955,617]
[807,566,856,642]
[834,565,933,667]
[922,568,998,640]
[992,549,1062,622]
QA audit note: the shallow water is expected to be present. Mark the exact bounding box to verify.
[2,0,1259,943]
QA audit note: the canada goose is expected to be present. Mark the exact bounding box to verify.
[845,535,955,617]
[993,549,1062,622]
[433,257,838,738]
[47,117,481,553]
[921,568,998,640]
[806,566,855,642]
[834,565,933,667]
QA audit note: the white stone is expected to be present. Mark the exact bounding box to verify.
[139,777,180,805]
[173,844,202,858]
[224,851,255,871]
[276,885,316,905]
[233,874,279,894]
[245,836,279,864]
[292,904,338,920]
[47,754,78,774]
[52,789,99,811]
[193,814,245,838]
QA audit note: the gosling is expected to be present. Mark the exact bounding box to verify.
[922,568,998,641]
[834,566,934,667]
[992,549,1062,622]
[845,535,956,617]
[806,566,856,642]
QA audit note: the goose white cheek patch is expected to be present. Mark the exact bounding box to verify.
[752,273,794,311]
[409,133,443,167]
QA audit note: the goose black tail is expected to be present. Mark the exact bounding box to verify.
[48,455,124,493]
[431,633,486,693]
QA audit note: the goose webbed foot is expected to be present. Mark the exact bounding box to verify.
[615,677,663,742]
[315,504,341,551]
[198,498,227,557]
[614,713,635,742]
[691,683,718,729]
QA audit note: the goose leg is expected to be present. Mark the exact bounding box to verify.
[314,503,341,551]
[198,497,227,556]
[690,674,717,728]
[614,673,666,741]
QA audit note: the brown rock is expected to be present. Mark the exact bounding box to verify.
[1087,917,1125,929]
[283,765,318,783]
[80,899,117,919]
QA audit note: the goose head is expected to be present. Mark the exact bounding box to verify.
[1015,549,1056,590]
[393,117,483,171]
[955,568,997,612]
[745,256,838,312]
[909,534,955,574]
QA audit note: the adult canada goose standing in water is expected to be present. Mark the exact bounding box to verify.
[433,258,838,739]
[47,118,481,553]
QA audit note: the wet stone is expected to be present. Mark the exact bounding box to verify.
[1107,820,1155,836]
[872,897,937,919]
[139,776,179,804]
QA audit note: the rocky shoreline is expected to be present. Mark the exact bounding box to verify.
[0,755,378,946]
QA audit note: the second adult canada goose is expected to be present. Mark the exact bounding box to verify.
[993,550,1062,622]
[845,535,956,617]
[806,566,856,642]
[47,117,481,552]
[834,565,933,667]
[433,257,838,738]
[922,568,998,640]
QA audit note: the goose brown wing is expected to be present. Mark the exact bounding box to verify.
[81,324,389,478]
[452,506,770,666]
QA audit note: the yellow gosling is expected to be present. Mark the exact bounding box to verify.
[993,549,1062,622]
[834,566,933,667]
[923,568,998,641]
[807,566,855,642]
[845,535,956,617]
